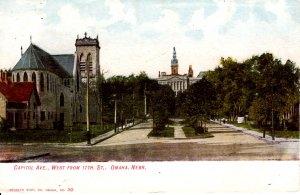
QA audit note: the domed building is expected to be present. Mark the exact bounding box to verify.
[157,47,201,96]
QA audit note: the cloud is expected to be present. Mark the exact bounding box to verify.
[188,0,236,37]
[104,0,136,26]
[141,9,181,36]
[0,0,299,78]
[0,0,47,69]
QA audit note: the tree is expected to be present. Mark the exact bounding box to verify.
[181,77,217,132]
[100,72,163,127]
[149,85,175,131]
[206,53,299,135]
[249,53,299,131]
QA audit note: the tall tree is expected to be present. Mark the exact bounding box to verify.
[149,85,175,131]
[182,77,217,129]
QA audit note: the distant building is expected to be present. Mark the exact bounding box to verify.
[0,33,100,130]
[197,71,207,79]
[156,47,200,95]
[0,70,40,130]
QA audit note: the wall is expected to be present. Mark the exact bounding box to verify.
[0,92,7,120]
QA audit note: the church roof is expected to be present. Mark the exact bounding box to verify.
[0,82,40,105]
[52,54,74,76]
[13,44,71,78]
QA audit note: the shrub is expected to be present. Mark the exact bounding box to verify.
[195,126,206,135]
[0,117,9,131]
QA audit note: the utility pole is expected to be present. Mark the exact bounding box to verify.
[100,69,103,132]
[271,64,275,140]
[113,94,117,133]
[144,83,147,119]
[86,60,91,145]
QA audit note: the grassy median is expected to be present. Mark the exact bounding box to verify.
[182,126,213,138]
[0,124,115,143]
[148,127,174,137]
[233,123,299,139]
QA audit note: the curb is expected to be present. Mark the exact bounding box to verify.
[212,121,299,143]
[90,119,144,146]
[0,152,50,163]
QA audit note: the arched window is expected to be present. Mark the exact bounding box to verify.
[16,73,20,82]
[46,74,49,91]
[87,53,92,75]
[23,72,28,82]
[60,93,64,107]
[76,71,80,92]
[79,53,85,73]
[32,72,36,83]
[49,76,52,92]
[12,74,15,82]
[40,73,44,92]
[54,79,56,92]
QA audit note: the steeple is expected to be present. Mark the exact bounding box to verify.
[171,47,178,66]
[171,47,179,75]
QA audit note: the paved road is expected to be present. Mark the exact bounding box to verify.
[0,119,298,162]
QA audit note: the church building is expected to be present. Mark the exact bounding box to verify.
[0,33,100,130]
[156,47,200,95]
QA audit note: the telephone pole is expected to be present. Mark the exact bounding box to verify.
[86,60,91,145]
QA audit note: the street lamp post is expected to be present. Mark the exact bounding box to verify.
[144,86,147,119]
[113,94,117,133]
[298,75,300,133]
[271,108,274,140]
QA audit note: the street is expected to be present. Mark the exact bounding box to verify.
[0,119,299,162]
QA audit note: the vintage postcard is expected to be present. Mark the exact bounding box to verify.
[0,0,299,194]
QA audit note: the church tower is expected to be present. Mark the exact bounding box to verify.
[171,47,179,75]
[75,32,100,82]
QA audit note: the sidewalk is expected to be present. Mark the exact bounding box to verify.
[212,120,299,143]
[173,125,186,139]
[79,120,142,146]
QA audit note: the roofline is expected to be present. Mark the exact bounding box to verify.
[52,54,74,56]
[0,91,7,100]
[157,76,187,81]
[13,44,72,78]
[11,69,72,77]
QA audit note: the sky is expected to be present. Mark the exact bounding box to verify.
[0,0,299,78]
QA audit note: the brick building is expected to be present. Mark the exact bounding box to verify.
[157,47,200,95]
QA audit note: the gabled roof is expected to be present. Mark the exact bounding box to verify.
[0,82,40,105]
[52,54,74,76]
[13,44,71,78]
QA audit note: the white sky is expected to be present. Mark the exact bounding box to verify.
[0,0,299,78]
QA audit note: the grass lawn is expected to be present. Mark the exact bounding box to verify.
[233,123,299,139]
[148,127,174,137]
[182,126,213,138]
[182,126,196,137]
[0,123,115,143]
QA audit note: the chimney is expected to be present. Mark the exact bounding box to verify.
[0,70,3,82]
[188,65,193,77]
[5,72,11,84]
[21,46,23,56]
[159,71,161,78]
[1,71,6,84]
